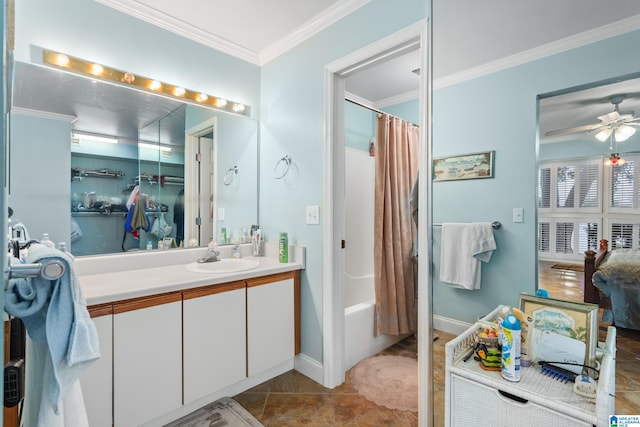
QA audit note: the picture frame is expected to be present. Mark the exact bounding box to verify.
[433,150,494,182]
[517,293,599,370]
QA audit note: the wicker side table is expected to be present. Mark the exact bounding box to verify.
[445,315,615,427]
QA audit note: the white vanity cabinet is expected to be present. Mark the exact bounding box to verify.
[246,271,300,376]
[80,306,113,427]
[182,281,247,404]
[112,293,183,427]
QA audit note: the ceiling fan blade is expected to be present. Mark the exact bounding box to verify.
[544,123,602,137]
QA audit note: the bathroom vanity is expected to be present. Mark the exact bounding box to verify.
[76,245,303,427]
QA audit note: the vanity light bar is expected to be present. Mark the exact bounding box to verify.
[42,49,250,117]
[139,142,172,152]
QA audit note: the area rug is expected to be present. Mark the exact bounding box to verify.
[350,355,418,412]
[164,397,264,427]
[551,263,584,272]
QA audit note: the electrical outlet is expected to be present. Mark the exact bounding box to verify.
[306,205,320,225]
[513,208,524,223]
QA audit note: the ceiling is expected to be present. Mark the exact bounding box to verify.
[12,0,640,141]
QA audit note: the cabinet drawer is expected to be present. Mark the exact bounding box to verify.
[450,374,591,427]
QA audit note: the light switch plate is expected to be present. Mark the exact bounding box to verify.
[306,205,320,225]
[218,207,225,221]
[513,207,524,223]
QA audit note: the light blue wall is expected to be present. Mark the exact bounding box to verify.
[382,99,419,125]
[432,29,640,323]
[14,0,260,118]
[345,101,375,152]
[539,136,640,162]
[260,0,427,363]
[9,114,71,244]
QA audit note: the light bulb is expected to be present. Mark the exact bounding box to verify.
[594,127,612,142]
[216,99,228,107]
[90,64,104,75]
[55,53,70,67]
[615,125,636,142]
[197,93,208,102]
[150,80,162,90]
[174,87,186,96]
[123,72,136,84]
[232,103,246,113]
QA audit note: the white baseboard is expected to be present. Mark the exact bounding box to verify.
[294,352,324,385]
[433,314,473,336]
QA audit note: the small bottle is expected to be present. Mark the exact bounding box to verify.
[41,233,55,248]
[221,228,227,245]
[56,241,74,259]
[146,240,153,250]
[501,313,521,382]
[279,232,288,263]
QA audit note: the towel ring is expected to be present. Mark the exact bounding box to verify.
[223,166,238,186]
[274,155,291,179]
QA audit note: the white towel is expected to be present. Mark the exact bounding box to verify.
[5,244,99,426]
[471,222,497,262]
[439,222,496,290]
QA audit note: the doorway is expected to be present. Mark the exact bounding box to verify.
[323,19,433,425]
[185,118,217,246]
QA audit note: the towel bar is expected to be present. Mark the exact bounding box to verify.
[434,221,501,230]
[7,259,66,280]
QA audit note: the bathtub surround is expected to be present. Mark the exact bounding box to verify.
[374,114,420,336]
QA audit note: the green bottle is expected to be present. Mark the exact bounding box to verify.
[279,232,288,263]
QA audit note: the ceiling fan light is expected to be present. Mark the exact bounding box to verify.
[615,125,636,142]
[594,128,612,142]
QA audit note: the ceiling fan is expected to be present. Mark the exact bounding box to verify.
[544,95,640,142]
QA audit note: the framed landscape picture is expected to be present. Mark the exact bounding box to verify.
[517,293,598,370]
[433,151,494,182]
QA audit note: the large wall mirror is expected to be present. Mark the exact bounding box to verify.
[537,73,640,298]
[9,60,258,256]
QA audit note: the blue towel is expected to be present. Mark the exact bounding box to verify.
[4,244,100,421]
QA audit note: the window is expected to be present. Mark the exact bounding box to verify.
[610,159,638,210]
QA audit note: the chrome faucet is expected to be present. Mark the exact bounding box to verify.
[197,241,220,263]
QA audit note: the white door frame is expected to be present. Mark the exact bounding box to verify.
[322,18,434,426]
[185,117,218,246]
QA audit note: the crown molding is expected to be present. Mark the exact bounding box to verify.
[11,106,77,123]
[434,14,640,90]
[96,0,370,66]
[344,91,374,108]
[95,0,260,64]
[259,0,371,65]
[375,89,420,108]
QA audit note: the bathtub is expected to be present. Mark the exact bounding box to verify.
[343,273,405,371]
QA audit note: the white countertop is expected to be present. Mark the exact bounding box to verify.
[76,243,305,306]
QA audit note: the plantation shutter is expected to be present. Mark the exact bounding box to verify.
[538,222,550,253]
[556,166,575,208]
[538,167,551,209]
[610,160,635,208]
[578,163,600,208]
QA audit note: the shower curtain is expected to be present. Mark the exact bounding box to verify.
[373,114,420,336]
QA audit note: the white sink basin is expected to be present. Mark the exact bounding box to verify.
[185,258,260,274]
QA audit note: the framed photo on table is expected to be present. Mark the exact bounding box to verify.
[517,293,599,369]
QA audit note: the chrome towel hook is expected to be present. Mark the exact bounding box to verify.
[223,165,238,186]
[274,155,291,179]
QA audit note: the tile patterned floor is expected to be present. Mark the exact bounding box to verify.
[234,333,455,427]
[233,262,640,425]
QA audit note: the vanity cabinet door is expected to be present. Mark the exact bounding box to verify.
[113,293,182,427]
[80,305,113,427]
[182,282,247,404]
[246,271,300,376]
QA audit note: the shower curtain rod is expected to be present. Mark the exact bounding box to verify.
[345,98,419,127]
